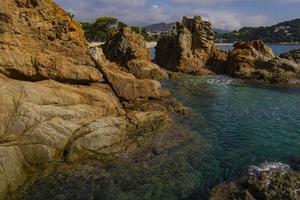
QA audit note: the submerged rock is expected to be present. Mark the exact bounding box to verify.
[103,27,168,80]
[155,16,227,75]
[226,40,300,84]
[210,162,300,200]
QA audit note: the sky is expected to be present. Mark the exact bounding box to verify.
[54,0,300,30]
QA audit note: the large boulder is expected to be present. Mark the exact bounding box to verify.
[226,40,300,84]
[280,49,300,64]
[90,46,168,101]
[0,0,103,83]
[102,27,168,80]
[155,16,227,75]
[0,74,125,199]
[210,162,300,200]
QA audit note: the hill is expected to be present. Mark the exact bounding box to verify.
[216,19,300,43]
[142,22,229,35]
[142,22,175,32]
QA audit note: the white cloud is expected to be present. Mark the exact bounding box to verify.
[53,0,296,30]
[170,0,300,5]
[194,10,270,30]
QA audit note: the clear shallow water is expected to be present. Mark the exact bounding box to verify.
[217,43,300,55]
[162,75,300,198]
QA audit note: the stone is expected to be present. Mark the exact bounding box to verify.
[0,74,125,199]
[101,62,164,101]
[103,27,150,64]
[127,59,169,80]
[210,162,300,200]
[280,49,300,64]
[155,16,227,75]
[68,116,128,161]
[226,40,300,84]
[90,46,167,101]
[0,0,103,83]
[103,27,168,80]
[0,146,27,200]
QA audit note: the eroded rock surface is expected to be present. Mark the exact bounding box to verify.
[0,0,102,83]
[103,27,168,80]
[155,16,227,75]
[210,162,300,200]
[226,40,300,84]
[90,46,168,101]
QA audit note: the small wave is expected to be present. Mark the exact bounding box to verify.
[204,75,238,86]
[248,162,290,176]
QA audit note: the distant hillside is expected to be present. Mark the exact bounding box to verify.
[142,22,229,34]
[216,19,300,43]
[142,23,175,32]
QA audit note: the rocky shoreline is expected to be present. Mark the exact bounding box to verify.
[154,16,300,85]
[0,1,299,200]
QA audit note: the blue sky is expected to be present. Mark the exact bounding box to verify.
[54,0,300,30]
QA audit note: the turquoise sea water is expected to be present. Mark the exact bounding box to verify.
[159,45,300,199]
[162,76,300,185]
[217,43,300,55]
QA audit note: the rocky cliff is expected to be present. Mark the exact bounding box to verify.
[0,1,185,199]
[103,27,168,80]
[0,0,103,83]
[154,16,227,75]
[226,40,300,84]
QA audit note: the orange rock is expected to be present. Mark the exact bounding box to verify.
[0,0,103,83]
[103,27,168,80]
[155,16,227,75]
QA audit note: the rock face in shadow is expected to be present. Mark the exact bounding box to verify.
[103,27,168,80]
[280,49,300,64]
[210,162,300,200]
[0,0,103,83]
[226,40,300,84]
[155,16,227,75]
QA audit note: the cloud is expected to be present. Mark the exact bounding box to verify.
[195,10,270,30]
[54,0,175,25]
[170,0,300,5]
[53,0,297,30]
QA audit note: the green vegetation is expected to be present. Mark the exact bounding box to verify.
[81,16,142,42]
[141,29,160,42]
[0,27,5,34]
[130,26,141,34]
[216,19,300,43]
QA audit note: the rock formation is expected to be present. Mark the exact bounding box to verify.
[155,16,227,75]
[280,49,300,64]
[90,45,168,101]
[226,40,300,84]
[0,1,183,199]
[210,162,300,200]
[103,27,168,80]
[0,0,102,83]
